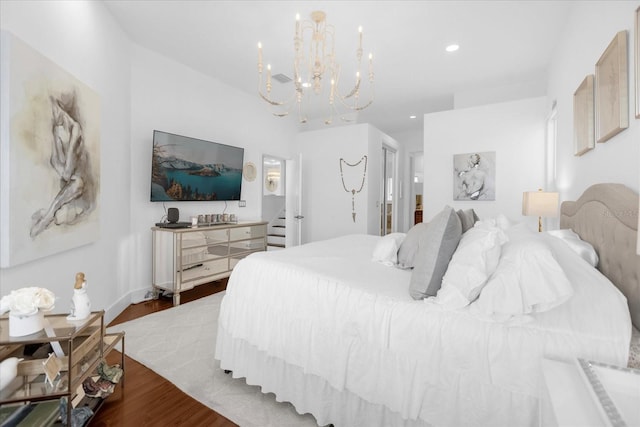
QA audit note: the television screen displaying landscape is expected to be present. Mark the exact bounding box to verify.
[150,130,244,202]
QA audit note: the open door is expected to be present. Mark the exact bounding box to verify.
[285,154,302,247]
[380,146,396,235]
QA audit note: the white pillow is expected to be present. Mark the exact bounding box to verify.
[494,213,513,231]
[433,221,508,309]
[372,233,406,266]
[546,229,599,267]
[409,206,462,299]
[473,229,573,317]
[478,213,513,231]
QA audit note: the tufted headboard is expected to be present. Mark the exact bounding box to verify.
[560,183,640,329]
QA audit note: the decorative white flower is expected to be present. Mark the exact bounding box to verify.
[0,287,56,316]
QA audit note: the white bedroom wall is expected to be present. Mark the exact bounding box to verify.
[296,124,370,243]
[422,97,548,229]
[547,1,639,201]
[0,1,132,321]
[454,77,548,110]
[296,124,397,243]
[127,44,298,303]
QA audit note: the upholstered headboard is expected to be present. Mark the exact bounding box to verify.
[560,183,640,329]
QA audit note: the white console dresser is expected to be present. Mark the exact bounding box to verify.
[152,221,267,305]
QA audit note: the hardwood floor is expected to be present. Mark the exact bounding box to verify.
[90,280,238,427]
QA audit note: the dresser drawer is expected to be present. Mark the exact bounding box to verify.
[229,224,266,241]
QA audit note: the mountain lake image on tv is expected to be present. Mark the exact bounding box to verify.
[150,130,244,202]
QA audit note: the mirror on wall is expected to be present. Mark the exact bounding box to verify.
[263,156,284,196]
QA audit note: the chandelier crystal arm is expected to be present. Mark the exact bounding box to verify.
[257,10,374,125]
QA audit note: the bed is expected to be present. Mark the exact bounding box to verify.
[215,183,639,427]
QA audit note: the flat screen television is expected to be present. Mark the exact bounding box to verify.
[150,130,244,202]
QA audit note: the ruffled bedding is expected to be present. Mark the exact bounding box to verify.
[215,233,631,427]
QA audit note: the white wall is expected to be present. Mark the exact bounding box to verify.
[296,124,397,243]
[0,1,132,322]
[423,97,548,229]
[128,45,298,302]
[296,125,369,243]
[454,77,548,110]
[547,1,639,201]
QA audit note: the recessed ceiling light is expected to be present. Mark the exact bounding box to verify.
[445,44,459,52]
[409,115,417,119]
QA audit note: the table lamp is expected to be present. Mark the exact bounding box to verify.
[522,189,559,232]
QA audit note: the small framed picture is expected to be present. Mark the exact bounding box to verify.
[452,152,496,201]
[43,353,61,386]
[573,75,595,156]
[595,31,628,142]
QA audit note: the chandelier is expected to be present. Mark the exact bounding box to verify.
[257,11,374,125]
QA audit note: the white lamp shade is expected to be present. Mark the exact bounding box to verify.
[522,191,559,217]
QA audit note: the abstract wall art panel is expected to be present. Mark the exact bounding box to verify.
[0,31,101,268]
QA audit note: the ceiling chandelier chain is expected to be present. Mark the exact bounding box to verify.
[258,10,374,125]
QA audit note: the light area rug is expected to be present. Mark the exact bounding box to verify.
[107,292,319,427]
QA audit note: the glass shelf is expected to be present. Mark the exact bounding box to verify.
[0,310,124,425]
[0,311,103,345]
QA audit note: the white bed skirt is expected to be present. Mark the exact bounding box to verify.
[216,324,540,427]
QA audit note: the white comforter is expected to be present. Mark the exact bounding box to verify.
[216,234,631,427]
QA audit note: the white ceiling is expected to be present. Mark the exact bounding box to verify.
[102,0,575,136]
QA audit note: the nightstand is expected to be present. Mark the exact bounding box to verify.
[541,358,640,427]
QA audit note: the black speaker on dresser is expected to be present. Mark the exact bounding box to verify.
[167,207,179,223]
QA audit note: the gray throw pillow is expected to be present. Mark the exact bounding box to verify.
[397,222,429,269]
[409,206,462,299]
[457,209,479,234]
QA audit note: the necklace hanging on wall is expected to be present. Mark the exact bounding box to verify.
[339,155,368,222]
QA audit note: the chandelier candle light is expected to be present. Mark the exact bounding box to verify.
[258,11,374,124]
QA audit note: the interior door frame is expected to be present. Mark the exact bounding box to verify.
[409,151,423,228]
[381,144,398,235]
[285,154,302,247]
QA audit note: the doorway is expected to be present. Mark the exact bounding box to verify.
[285,155,302,247]
[409,152,424,226]
[380,145,397,235]
[261,155,286,250]
[261,154,303,249]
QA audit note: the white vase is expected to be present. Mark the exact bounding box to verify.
[9,310,44,337]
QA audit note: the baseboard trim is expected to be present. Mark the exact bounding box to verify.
[104,286,154,325]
